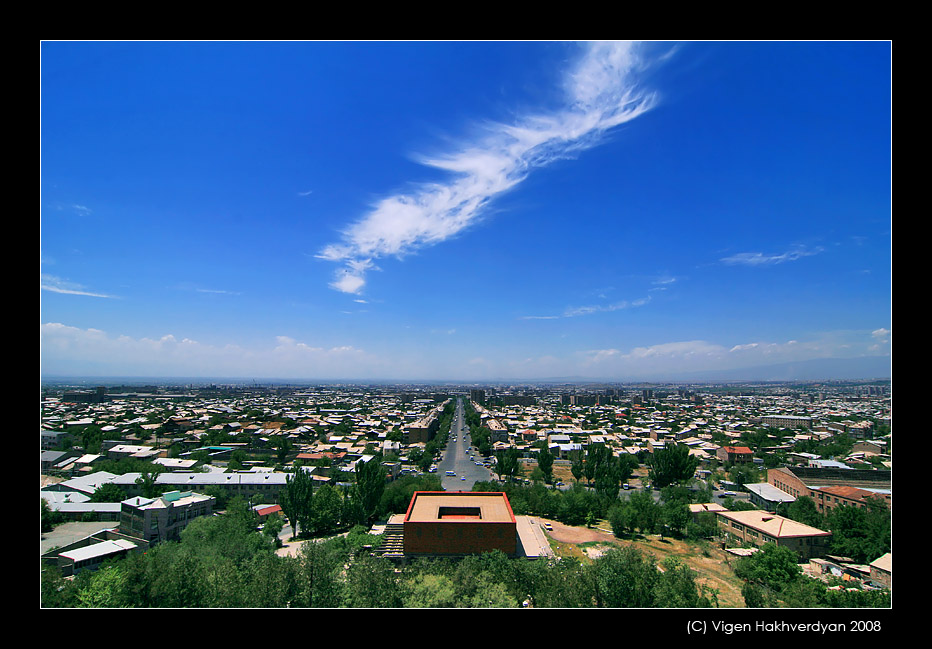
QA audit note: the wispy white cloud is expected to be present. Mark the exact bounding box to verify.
[720,245,824,266]
[318,41,660,294]
[520,295,650,320]
[195,288,242,296]
[41,274,116,298]
[871,327,890,340]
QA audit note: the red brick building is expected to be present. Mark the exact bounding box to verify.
[716,445,754,464]
[811,485,891,513]
[768,466,892,512]
[403,491,517,556]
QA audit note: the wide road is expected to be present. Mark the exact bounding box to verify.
[438,397,493,491]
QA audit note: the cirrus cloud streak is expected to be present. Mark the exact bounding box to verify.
[318,41,659,294]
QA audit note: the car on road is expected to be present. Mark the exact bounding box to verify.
[721,491,738,497]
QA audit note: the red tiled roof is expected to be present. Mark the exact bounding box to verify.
[818,485,873,500]
[723,446,753,454]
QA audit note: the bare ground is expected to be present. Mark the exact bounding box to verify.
[540,518,746,608]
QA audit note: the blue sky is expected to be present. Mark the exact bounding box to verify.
[41,41,891,381]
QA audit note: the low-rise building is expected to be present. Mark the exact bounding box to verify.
[403,491,517,557]
[58,538,139,576]
[112,471,289,501]
[119,490,215,544]
[716,509,832,561]
[869,552,892,589]
[768,466,891,511]
[811,484,891,513]
[745,482,797,512]
[716,445,754,464]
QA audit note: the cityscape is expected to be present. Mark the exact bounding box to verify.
[41,40,891,614]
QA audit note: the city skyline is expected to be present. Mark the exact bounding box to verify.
[41,41,892,381]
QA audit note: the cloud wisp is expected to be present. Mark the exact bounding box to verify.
[317,41,659,294]
[719,245,824,267]
[520,295,651,320]
[41,274,116,299]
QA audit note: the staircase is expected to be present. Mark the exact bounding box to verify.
[375,521,405,558]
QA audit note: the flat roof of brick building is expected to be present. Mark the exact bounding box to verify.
[404,491,515,524]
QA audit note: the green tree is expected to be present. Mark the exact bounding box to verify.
[41,498,65,532]
[295,536,345,607]
[494,448,520,482]
[80,425,104,454]
[661,499,691,538]
[733,542,802,593]
[465,573,517,608]
[589,545,659,607]
[262,514,284,546]
[626,489,662,535]
[653,557,715,607]
[41,566,79,607]
[569,449,585,483]
[76,564,128,608]
[537,446,554,484]
[826,499,891,563]
[279,468,314,538]
[608,500,636,537]
[403,573,457,608]
[342,555,402,608]
[310,483,343,535]
[353,456,386,524]
[560,483,597,526]
[88,482,127,503]
[648,442,699,489]
[136,470,166,499]
[274,435,293,463]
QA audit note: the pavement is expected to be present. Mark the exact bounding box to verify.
[41,521,121,556]
[516,516,553,559]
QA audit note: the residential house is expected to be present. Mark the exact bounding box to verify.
[716,445,754,464]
